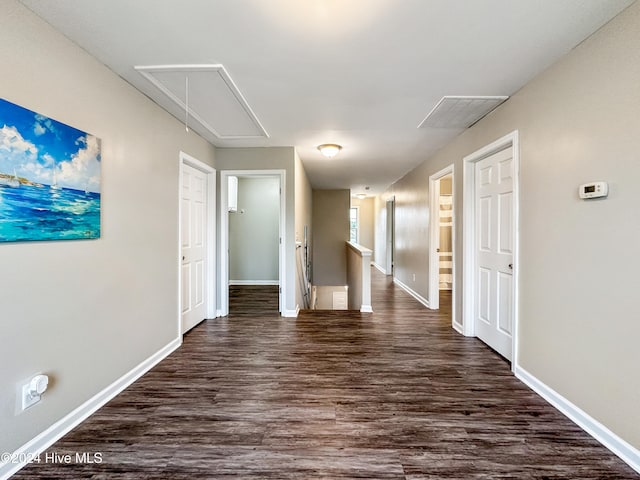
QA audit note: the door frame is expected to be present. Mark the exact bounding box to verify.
[428,165,456,327]
[385,197,395,275]
[220,169,286,317]
[462,131,520,367]
[349,205,360,244]
[178,151,216,335]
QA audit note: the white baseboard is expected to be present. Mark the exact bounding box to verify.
[229,280,279,286]
[452,321,463,334]
[372,262,387,275]
[514,365,640,475]
[0,337,182,480]
[360,305,373,313]
[393,278,430,309]
[282,306,299,318]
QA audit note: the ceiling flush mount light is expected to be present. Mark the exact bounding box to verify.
[356,194,366,199]
[317,143,342,158]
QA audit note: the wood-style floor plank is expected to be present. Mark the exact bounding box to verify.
[13,271,638,479]
[229,285,279,316]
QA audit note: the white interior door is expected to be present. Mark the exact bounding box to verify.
[181,163,208,333]
[474,148,514,360]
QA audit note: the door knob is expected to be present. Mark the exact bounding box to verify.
[508,263,513,269]
[182,256,186,261]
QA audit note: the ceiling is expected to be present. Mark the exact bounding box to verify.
[20,0,633,195]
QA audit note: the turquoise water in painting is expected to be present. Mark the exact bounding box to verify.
[0,184,100,242]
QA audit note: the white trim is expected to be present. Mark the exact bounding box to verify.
[360,305,374,313]
[135,64,269,140]
[229,280,279,286]
[179,152,216,336]
[428,164,455,316]
[349,205,360,244]
[0,338,181,480]
[393,277,430,309]
[429,174,441,310]
[515,366,640,475]
[385,198,395,275]
[220,170,286,317]
[462,131,520,367]
[283,306,299,318]
[372,262,387,275]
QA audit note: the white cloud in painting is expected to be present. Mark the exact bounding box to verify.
[33,114,59,138]
[0,125,38,156]
[22,156,56,183]
[42,153,55,166]
[58,135,101,193]
[33,123,46,136]
[21,161,52,185]
[0,125,38,174]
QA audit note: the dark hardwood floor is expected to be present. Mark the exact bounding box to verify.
[14,270,638,479]
[229,285,279,316]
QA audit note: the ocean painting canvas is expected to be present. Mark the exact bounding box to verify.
[0,98,101,242]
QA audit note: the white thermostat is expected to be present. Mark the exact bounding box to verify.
[579,182,608,199]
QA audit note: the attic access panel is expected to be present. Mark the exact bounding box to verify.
[136,64,269,140]
[418,96,508,129]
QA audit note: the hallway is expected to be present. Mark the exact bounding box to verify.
[14,269,637,479]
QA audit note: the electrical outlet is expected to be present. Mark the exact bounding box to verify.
[20,375,49,411]
[412,273,416,281]
[21,384,41,410]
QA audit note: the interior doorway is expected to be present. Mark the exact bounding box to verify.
[228,175,280,315]
[428,165,456,330]
[179,152,216,334]
[220,170,285,317]
[463,131,519,363]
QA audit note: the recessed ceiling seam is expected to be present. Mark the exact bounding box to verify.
[135,64,269,140]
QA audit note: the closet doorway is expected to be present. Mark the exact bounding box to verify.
[428,165,456,330]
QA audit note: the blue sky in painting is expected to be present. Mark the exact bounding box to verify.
[0,98,101,193]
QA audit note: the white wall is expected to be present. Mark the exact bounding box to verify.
[350,197,375,258]
[375,2,640,451]
[294,151,312,309]
[229,177,280,283]
[0,0,216,455]
[373,195,388,273]
[312,189,350,286]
